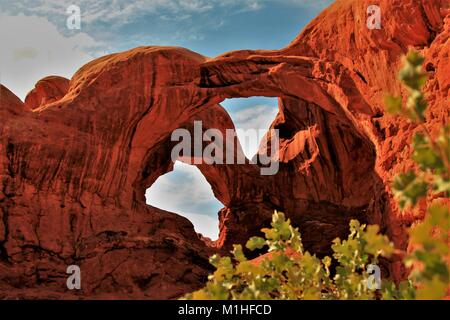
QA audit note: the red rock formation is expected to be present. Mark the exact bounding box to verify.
[24,76,69,110]
[0,0,448,298]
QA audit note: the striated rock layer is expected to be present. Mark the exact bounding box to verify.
[0,0,449,298]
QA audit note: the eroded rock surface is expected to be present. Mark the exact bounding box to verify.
[0,0,448,298]
[24,76,69,110]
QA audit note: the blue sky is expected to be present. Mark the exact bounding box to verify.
[0,0,332,58]
[0,0,333,238]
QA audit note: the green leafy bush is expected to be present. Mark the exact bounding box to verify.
[386,50,450,208]
[385,50,449,299]
[185,50,449,300]
[184,211,403,300]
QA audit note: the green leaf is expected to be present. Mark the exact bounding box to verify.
[433,177,450,194]
[271,211,292,240]
[385,95,402,115]
[392,171,416,191]
[399,50,427,91]
[209,254,221,268]
[246,236,266,251]
[362,224,394,257]
[405,90,427,121]
[427,203,449,230]
[402,180,428,205]
[406,50,425,67]
[412,133,443,171]
[232,244,247,263]
[392,171,428,208]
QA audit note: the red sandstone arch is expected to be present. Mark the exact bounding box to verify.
[1,0,448,298]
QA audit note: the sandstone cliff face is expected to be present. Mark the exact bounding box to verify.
[0,0,448,299]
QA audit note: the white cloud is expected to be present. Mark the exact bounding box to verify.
[231,104,279,159]
[0,1,332,30]
[0,14,104,100]
[0,0,333,62]
[234,104,278,132]
[0,1,266,53]
[0,1,221,26]
[146,161,222,239]
[177,212,219,240]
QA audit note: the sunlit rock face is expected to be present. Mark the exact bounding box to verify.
[24,76,70,110]
[0,0,448,299]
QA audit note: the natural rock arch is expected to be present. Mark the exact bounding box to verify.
[1,0,448,298]
[0,45,385,299]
